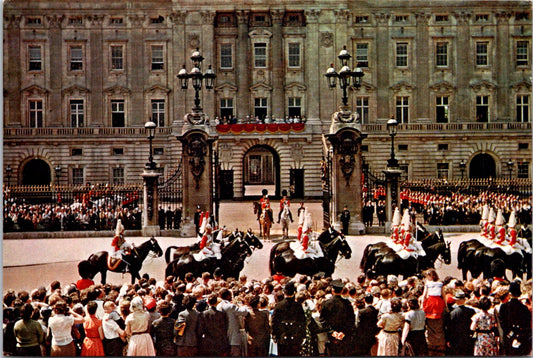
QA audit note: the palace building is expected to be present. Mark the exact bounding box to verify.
[3,0,531,202]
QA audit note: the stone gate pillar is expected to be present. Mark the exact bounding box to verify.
[325,107,366,235]
[142,170,161,237]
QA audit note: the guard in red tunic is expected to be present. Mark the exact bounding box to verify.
[277,189,293,223]
[507,210,518,247]
[494,209,507,245]
[297,207,306,242]
[479,205,490,238]
[390,207,401,244]
[487,207,497,241]
[259,189,273,222]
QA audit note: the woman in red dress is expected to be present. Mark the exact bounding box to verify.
[81,301,105,356]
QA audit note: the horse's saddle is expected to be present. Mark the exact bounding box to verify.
[107,254,130,271]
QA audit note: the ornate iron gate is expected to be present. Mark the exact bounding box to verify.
[157,160,183,208]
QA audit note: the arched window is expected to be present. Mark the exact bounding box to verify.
[244,147,274,185]
[22,159,51,185]
[469,153,495,178]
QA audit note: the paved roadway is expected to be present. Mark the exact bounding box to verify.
[3,201,484,292]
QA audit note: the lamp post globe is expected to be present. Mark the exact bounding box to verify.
[324,45,364,108]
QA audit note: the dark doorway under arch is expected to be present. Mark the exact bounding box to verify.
[243,145,280,197]
[22,159,51,185]
[469,153,496,178]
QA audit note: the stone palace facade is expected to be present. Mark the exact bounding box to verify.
[3,0,531,200]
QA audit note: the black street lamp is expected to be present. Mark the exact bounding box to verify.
[178,48,216,115]
[5,165,12,187]
[459,160,466,179]
[145,120,157,170]
[325,45,364,107]
[55,165,62,184]
[386,116,398,168]
[507,159,514,179]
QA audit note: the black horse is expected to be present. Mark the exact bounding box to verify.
[81,237,163,284]
[165,231,263,280]
[269,229,352,277]
[457,239,485,281]
[367,240,451,279]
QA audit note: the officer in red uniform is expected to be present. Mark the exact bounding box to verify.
[259,189,273,222]
[277,189,293,223]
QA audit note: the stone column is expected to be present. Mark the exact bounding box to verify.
[374,13,391,119]
[5,15,22,127]
[271,9,284,119]
[495,11,511,120]
[236,11,250,118]
[142,169,161,237]
[454,11,471,121]
[304,10,320,121]
[415,13,431,120]
[47,15,63,127]
[88,15,104,127]
[129,15,145,126]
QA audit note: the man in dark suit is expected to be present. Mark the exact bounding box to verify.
[174,294,200,356]
[197,293,229,356]
[193,205,202,235]
[445,290,476,356]
[271,282,306,356]
[353,293,379,355]
[166,206,174,229]
[320,279,355,356]
[498,281,532,356]
[340,206,350,235]
[174,206,182,229]
[158,206,165,229]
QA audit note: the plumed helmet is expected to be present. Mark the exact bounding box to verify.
[488,207,496,223]
[508,210,517,228]
[303,212,313,233]
[298,208,306,225]
[392,207,401,227]
[495,209,506,226]
[481,204,489,220]
[401,209,411,229]
[115,219,125,236]
[262,189,268,196]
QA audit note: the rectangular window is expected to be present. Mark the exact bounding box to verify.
[70,46,83,71]
[398,144,408,151]
[110,17,124,25]
[437,163,449,179]
[154,148,164,155]
[151,45,164,70]
[288,97,301,118]
[220,44,233,69]
[435,15,449,22]
[396,43,408,67]
[355,16,369,23]
[476,42,489,66]
[29,100,43,128]
[288,43,301,68]
[254,97,268,120]
[517,41,529,67]
[356,43,369,67]
[519,143,529,150]
[254,43,267,68]
[72,168,84,185]
[396,96,409,123]
[395,15,409,22]
[438,144,448,151]
[518,163,529,178]
[150,16,164,24]
[27,17,42,25]
[111,45,124,70]
[516,95,529,122]
[151,99,165,127]
[476,95,489,122]
[220,98,234,120]
[436,42,448,67]
[70,99,84,127]
[111,100,125,127]
[113,148,124,155]
[356,97,369,123]
[112,168,125,185]
[28,45,42,71]
[475,14,489,22]
[71,148,82,156]
[436,96,449,123]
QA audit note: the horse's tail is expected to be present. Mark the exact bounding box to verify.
[165,246,179,264]
[360,244,372,270]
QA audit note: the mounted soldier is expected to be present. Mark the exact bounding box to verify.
[390,207,402,245]
[479,204,490,238]
[195,212,222,261]
[277,189,293,224]
[487,207,497,242]
[259,189,274,222]
[494,209,507,245]
[291,211,323,259]
[397,209,426,260]
[110,219,132,270]
[297,207,306,242]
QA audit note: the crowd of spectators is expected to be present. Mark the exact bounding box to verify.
[213,114,307,126]
[4,268,532,357]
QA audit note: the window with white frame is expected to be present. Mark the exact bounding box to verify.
[476,42,489,66]
[356,43,369,67]
[516,95,529,122]
[29,100,43,128]
[220,44,233,69]
[518,162,529,178]
[72,168,84,185]
[254,98,268,120]
[476,95,489,122]
[70,100,84,127]
[112,167,125,184]
[288,43,301,68]
[288,97,301,118]
[396,96,409,123]
[516,41,529,67]
[110,45,124,70]
[111,99,125,127]
[396,43,408,67]
[151,45,164,70]
[437,163,449,179]
[220,98,234,119]
[28,45,42,71]
[151,99,165,127]
[70,46,83,71]
[436,96,449,123]
[254,43,267,68]
[436,42,448,67]
[356,97,369,123]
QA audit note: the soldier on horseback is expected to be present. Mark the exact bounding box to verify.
[259,189,274,222]
[196,212,222,261]
[110,219,132,271]
[397,209,425,260]
[277,189,293,224]
[390,207,402,245]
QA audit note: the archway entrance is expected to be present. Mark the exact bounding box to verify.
[469,153,496,178]
[22,159,51,185]
[243,145,280,197]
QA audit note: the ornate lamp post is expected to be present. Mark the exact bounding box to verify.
[325,46,364,106]
[507,159,514,179]
[386,116,398,168]
[459,160,466,179]
[5,165,12,187]
[144,120,157,170]
[178,48,216,124]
